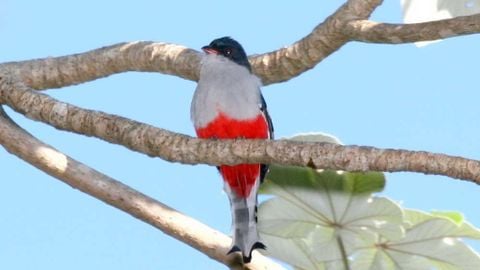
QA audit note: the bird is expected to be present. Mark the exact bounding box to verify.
[190,37,273,263]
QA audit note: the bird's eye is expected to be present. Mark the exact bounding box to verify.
[224,48,232,55]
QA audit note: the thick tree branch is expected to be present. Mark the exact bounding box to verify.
[0,0,383,89]
[1,77,479,185]
[0,106,285,270]
[0,1,478,91]
[0,42,201,90]
[345,14,480,43]
[1,1,479,268]
[250,0,383,85]
[343,0,384,17]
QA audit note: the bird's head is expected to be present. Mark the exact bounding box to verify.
[202,36,251,71]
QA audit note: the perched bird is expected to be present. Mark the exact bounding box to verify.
[191,37,273,263]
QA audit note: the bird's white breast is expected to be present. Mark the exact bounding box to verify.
[191,54,263,129]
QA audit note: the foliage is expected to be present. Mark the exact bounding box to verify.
[258,133,480,270]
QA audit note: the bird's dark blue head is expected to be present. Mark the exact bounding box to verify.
[202,37,251,71]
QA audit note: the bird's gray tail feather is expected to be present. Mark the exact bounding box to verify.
[225,180,265,263]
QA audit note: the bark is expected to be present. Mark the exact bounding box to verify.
[345,14,480,44]
[0,106,285,270]
[1,78,479,185]
[1,0,480,269]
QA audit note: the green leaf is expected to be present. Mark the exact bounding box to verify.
[260,165,317,193]
[258,132,480,269]
[352,248,432,270]
[352,209,480,270]
[404,209,480,239]
[261,166,385,196]
[258,183,403,268]
[258,131,390,268]
[343,171,385,194]
[431,210,464,225]
[261,132,385,194]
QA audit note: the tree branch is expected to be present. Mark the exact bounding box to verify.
[1,1,480,267]
[345,14,480,44]
[2,0,480,268]
[1,77,479,185]
[0,106,285,270]
[0,0,384,89]
[0,42,202,90]
[250,0,383,85]
[0,1,478,91]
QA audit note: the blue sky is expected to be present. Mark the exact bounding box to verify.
[1,1,479,269]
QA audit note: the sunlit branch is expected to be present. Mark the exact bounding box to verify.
[0,106,285,270]
[345,14,480,43]
[0,0,384,88]
[1,78,479,185]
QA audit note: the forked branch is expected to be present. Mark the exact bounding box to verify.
[1,0,480,268]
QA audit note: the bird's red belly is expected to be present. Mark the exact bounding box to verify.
[196,112,269,198]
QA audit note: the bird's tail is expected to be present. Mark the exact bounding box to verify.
[225,178,265,263]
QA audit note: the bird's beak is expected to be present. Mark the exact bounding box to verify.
[202,46,218,55]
